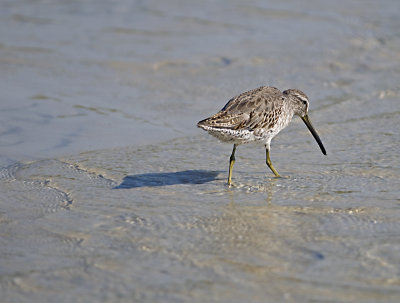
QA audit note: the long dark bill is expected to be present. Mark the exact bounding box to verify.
[301,114,327,155]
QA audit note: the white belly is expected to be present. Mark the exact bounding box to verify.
[202,125,281,146]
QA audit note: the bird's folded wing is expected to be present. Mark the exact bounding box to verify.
[197,112,250,130]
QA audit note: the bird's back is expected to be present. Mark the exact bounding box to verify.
[198,86,287,133]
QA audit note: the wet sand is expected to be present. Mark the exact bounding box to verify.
[1,131,400,302]
[1,0,400,302]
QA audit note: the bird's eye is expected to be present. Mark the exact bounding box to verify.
[302,100,307,105]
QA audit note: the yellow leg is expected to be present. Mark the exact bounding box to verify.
[266,148,280,177]
[228,144,237,185]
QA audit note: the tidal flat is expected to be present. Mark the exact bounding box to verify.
[1,0,400,302]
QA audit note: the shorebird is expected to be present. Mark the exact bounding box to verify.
[197,86,326,185]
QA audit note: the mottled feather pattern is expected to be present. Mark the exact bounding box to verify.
[197,86,292,145]
[197,86,326,184]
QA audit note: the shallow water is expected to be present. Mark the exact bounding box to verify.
[1,0,400,302]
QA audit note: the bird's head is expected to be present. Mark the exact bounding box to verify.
[283,89,309,118]
[283,89,326,155]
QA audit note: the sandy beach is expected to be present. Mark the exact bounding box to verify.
[1,1,400,302]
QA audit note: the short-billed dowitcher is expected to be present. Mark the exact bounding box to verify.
[197,86,326,185]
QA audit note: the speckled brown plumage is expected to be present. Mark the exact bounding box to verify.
[201,87,281,129]
[197,86,326,185]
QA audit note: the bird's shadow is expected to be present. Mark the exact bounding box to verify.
[114,170,220,189]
